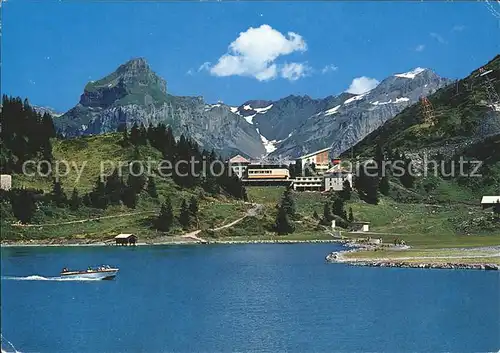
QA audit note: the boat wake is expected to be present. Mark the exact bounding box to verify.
[1,275,102,281]
[1,334,22,353]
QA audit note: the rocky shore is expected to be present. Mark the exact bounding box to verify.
[325,251,500,271]
[208,239,340,245]
[1,238,342,248]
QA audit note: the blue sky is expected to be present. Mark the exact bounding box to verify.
[2,1,499,112]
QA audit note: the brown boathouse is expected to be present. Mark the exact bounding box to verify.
[114,233,137,246]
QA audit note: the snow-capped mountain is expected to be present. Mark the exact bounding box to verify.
[267,68,451,158]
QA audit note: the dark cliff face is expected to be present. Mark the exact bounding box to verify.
[54,58,266,158]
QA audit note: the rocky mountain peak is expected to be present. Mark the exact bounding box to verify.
[78,58,168,109]
[115,57,167,94]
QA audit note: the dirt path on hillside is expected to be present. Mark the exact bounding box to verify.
[10,211,156,228]
[181,203,263,243]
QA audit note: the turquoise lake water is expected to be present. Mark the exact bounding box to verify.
[1,243,499,352]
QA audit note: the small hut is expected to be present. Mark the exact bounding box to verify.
[114,233,137,246]
[0,174,12,191]
[351,221,370,232]
[481,196,500,209]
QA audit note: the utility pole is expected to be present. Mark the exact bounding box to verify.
[478,67,500,110]
[420,96,436,126]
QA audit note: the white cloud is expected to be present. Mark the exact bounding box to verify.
[186,69,194,76]
[209,24,307,81]
[415,44,425,52]
[430,32,447,44]
[452,25,465,32]
[321,64,338,74]
[346,76,379,95]
[281,62,311,81]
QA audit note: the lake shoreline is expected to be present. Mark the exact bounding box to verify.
[325,246,500,271]
[0,238,344,248]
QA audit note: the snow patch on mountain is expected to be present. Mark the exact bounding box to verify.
[257,128,278,154]
[254,104,273,113]
[324,105,341,116]
[394,67,426,79]
[204,103,222,111]
[244,114,257,125]
[371,97,410,105]
[344,93,368,105]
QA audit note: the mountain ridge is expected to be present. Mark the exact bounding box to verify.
[50,57,481,160]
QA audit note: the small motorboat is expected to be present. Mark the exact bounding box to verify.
[60,265,119,280]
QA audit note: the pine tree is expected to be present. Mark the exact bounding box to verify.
[127,151,146,194]
[51,179,67,207]
[41,113,56,138]
[147,176,158,198]
[379,175,390,196]
[129,123,140,145]
[82,193,92,207]
[274,205,295,235]
[138,124,148,145]
[374,143,385,176]
[357,162,379,205]
[242,186,249,202]
[11,189,37,224]
[189,196,199,217]
[147,123,155,145]
[188,196,199,227]
[121,184,137,209]
[105,169,123,205]
[294,162,303,177]
[400,155,415,189]
[90,177,108,209]
[69,188,80,211]
[322,202,334,225]
[121,126,129,146]
[339,180,352,201]
[155,199,174,232]
[203,174,220,195]
[280,188,296,217]
[348,207,354,222]
[364,179,379,204]
[331,195,346,220]
[179,199,191,229]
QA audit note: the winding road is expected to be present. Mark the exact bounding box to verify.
[181,203,263,243]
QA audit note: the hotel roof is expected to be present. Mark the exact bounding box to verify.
[296,147,331,160]
[325,164,351,174]
[229,154,251,164]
